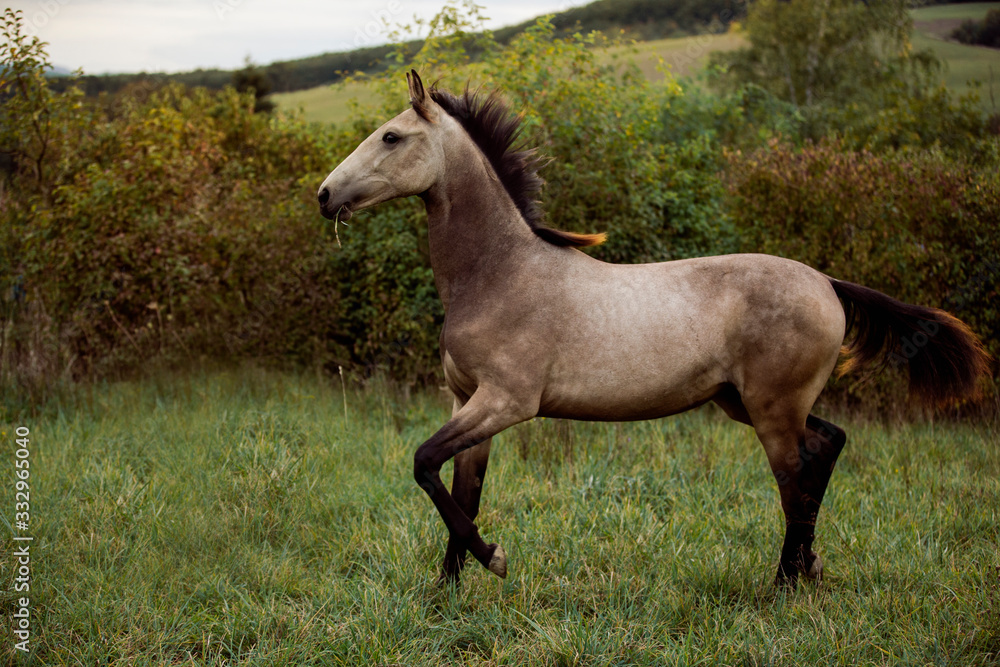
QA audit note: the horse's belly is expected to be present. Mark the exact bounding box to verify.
[537,359,723,421]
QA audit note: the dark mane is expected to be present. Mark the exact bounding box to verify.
[428,87,605,248]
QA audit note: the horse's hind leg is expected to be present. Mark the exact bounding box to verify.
[790,415,847,581]
[756,414,846,586]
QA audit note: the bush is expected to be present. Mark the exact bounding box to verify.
[952,10,1000,49]
[0,8,450,400]
[725,140,999,409]
[3,78,343,382]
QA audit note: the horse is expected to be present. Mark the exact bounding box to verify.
[317,70,991,587]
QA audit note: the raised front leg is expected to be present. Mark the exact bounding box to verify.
[437,397,494,585]
[437,438,493,584]
[413,387,528,581]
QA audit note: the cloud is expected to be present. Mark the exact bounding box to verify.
[7,0,581,74]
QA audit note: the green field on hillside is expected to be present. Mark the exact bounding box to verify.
[912,3,1000,110]
[913,2,998,23]
[276,4,1000,125]
[913,30,1000,107]
[1,369,998,665]
[275,79,381,125]
[273,33,744,126]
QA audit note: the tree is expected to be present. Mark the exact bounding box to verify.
[1,9,58,189]
[709,0,936,109]
[232,57,274,113]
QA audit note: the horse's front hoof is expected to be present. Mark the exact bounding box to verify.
[487,543,507,578]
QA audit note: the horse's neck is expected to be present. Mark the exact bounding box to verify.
[423,148,540,311]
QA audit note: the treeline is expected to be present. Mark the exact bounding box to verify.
[2,6,998,416]
[51,0,742,98]
[52,41,415,97]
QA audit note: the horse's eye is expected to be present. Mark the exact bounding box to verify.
[382,132,400,145]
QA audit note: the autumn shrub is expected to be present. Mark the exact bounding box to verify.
[3,79,340,382]
[0,7,453,402]
[725,140,999,410]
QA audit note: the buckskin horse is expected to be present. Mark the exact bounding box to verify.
[317,71,991,587]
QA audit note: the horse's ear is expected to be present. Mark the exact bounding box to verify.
[407,69,435,122]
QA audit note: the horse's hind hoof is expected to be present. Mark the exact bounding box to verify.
[805,553,823,581]
[487,544,507,578]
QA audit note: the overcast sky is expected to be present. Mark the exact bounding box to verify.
[8,0,583,74]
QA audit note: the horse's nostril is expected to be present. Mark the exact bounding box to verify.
[318,188,330,205]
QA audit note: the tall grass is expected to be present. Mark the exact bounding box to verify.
[1,368,998,665]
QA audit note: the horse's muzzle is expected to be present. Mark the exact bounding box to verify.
[317,186,354,221]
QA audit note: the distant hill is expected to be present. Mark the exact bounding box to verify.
[53,0,743,98]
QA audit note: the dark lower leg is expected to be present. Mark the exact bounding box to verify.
[801,415,847,508]
[774,416,847,585]
[776,522,818,583]
[413,396,515,579]
[417,464,502,572]
[439,440,492,583]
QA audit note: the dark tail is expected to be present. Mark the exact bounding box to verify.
[829,279,993,405]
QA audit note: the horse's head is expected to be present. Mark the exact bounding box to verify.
[318,70,449,222]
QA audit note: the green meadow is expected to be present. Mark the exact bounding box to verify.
[912,2,999,22]
[1,368,997,665]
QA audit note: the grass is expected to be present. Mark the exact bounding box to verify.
[604,33,744,82]
[274,79,381,125]
[912,3,1000,113]
[912,3,999,24]
[1,367,998,665]
[912,30,1000,111]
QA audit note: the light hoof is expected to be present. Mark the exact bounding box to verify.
[487,543,507,579]
[806,553,823,581]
